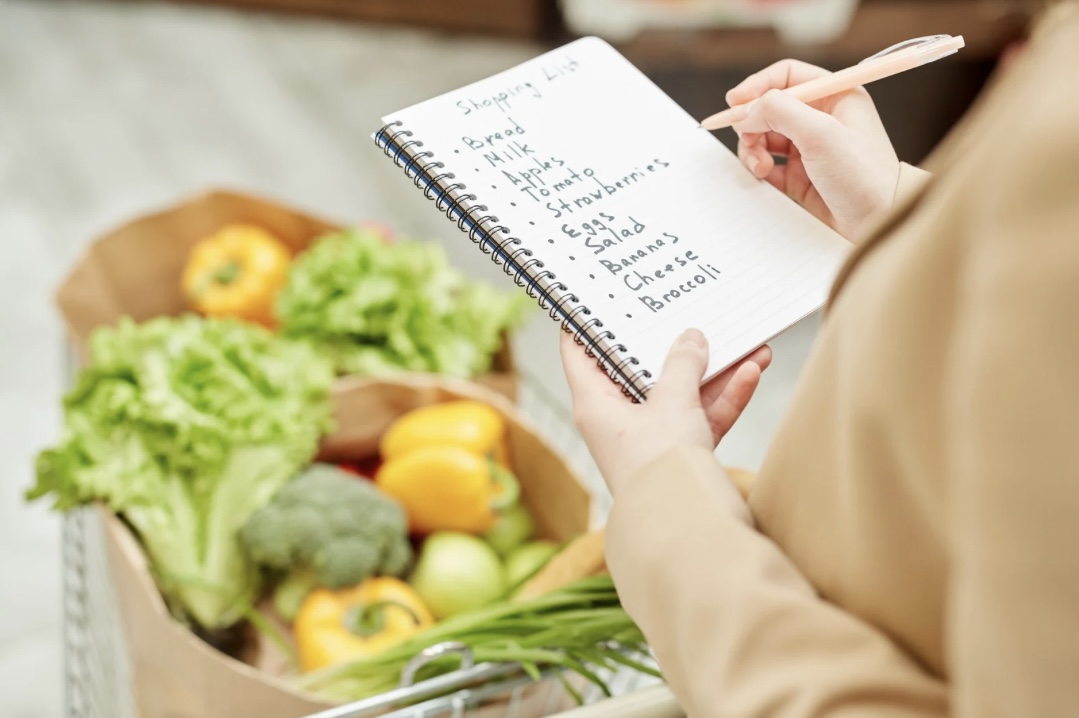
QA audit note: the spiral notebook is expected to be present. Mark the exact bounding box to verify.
[374,37,851,401]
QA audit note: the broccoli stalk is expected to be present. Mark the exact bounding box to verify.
[272,566,322,622]
[240,464,414,622]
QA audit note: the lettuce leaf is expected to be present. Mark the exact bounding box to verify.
[276,229,531,378]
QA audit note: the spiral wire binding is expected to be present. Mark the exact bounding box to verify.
[375,122,652,401]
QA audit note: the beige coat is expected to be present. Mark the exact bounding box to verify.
[605,4,1079,716]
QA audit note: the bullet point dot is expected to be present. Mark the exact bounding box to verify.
[528,221,535,226]
[589,274,595,279]
[569,256,575,260]
[454,149,460,153]
[492,185,498,189]
[548,239,555,244]
[626,313,633,318]
[475,168,480,172]
[609,294,614,299]
[510,202,516,207]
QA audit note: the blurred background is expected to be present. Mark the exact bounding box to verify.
[0,0,1035,715]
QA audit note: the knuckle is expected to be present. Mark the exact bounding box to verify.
[849,85,872,101]
[757,89,785,113]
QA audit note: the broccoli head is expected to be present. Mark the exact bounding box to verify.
[239,463,412,620]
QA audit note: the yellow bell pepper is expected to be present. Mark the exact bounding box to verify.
[375,446,520,535]
[181,223,292,327]
[380,401,509,467]
[294,577,435,673]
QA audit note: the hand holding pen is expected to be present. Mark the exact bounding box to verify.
[701,35,965,240]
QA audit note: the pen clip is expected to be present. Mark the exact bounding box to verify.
[860,34,954,64]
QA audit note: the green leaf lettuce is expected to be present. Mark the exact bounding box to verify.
[28,315,335,631]
[275,229,531,378]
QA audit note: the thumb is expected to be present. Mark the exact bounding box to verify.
[650,329,710,406]
[733,89,843,161]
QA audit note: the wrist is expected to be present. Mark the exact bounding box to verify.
[615,445,747,508]
[610,445,753,525]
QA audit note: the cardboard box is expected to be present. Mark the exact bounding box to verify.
[55,189,518,401]
[101,375,592,718]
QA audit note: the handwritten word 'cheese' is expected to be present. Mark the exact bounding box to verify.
[637,264,724,311]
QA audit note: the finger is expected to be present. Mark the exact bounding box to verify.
[726,59,833,106]
[704,361,763,442]
[763,164,788,193]
[700,345,772,408]
[732,89,844,159]
[739,139,789,190]
[753,344,773,372]
[744,132,793,159]
[737,138,774,179]
[559,330,623,404]
[650,329,710,406]
[760,131,793,158]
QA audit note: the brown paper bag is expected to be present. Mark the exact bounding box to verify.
[55,189,517,401]
[101,375,591,718]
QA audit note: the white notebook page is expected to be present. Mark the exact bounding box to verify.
[381,37,851,395]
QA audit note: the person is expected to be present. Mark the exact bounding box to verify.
[560,1,1079,715]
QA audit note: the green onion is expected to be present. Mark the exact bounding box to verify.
[296,575,660,701]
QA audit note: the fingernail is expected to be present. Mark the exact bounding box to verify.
[746,153,760,175]
[682,328,706,348]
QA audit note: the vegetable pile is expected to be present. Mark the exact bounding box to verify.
[29,316,334,631]
[178,222,529,380]
[298,575,656,701]
[267,399,652,699]
[31,214,652,702]
[275,227,531,378]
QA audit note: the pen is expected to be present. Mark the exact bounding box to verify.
[700,34,966,131]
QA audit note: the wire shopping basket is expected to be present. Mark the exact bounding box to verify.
[61,356,682,718]
[297,640,671,718]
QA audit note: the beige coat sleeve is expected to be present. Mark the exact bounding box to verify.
[895,162,931,204]
[605,448,947,717]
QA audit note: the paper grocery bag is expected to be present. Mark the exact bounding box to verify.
[55,189,517,400]
[100,376,590,718]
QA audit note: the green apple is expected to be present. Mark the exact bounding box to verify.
[505,540,560,588]
[409,532,506,619]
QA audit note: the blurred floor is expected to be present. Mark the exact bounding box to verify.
[0,0,819,715]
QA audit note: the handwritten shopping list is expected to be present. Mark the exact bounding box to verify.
[383,38,850,384]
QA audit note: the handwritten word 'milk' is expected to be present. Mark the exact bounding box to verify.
[456,84,543,116]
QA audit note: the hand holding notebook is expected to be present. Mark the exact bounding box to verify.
[374,38,855,401]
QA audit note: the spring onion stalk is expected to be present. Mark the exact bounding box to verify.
[296,575,660,701]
